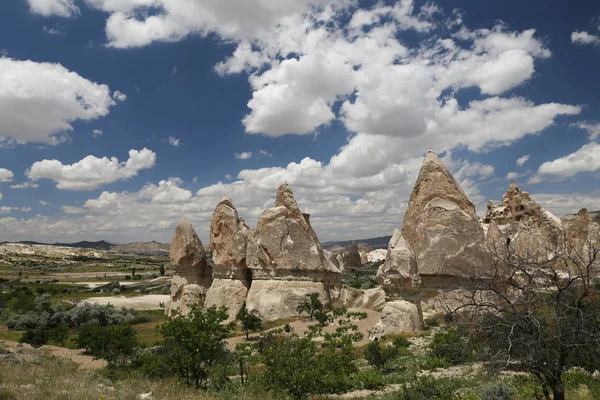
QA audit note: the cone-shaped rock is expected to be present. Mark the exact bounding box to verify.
[209,196,250,279]
[170,218,212,287]
[246,183,340,279]
[401,151,488,278]
[205,196,251,319]
[246,183,341,320]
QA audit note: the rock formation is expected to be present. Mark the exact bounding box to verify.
[343,244,363,270]
[339,287,386,310]
[245,183,341,320]
[169,218,212,288]
[482,182,563,261]
[401,151,489,280]
[367,249,387,263]
[377,229,421,299]
[204,196,251,318]
[359,250,368,265]
[562,208,600,262]
[166,276,206,316]
[369,300,422,339]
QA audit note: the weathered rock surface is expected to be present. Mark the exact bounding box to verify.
[483,182,563,261]
[359,250,368,265]
[204,278,248,321]
[377,229,420,298]
[369,300,422,339]
[401,151,488,279]
[340,287,386,309]
[562,208,600,261]
[170,218,212,287]
[367,249,387,263]
[246,280,328,321]
[344,244,363,270]
[166,276,206,316]
[246,183,341,281]
[209,196,250,280]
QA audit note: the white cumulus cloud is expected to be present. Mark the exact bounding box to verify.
[235,152,252,160]
[0,57,122,144]
[532,142,600,181]
[572,31,600,46]
[27,0,79,17]
[27,148,157,190]
[0,168,14,182]
[516,155,530,166]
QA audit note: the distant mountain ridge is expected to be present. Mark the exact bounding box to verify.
[322,235,392,251]
[0,240,169,254]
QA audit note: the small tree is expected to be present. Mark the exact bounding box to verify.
[233,342,254,385]
[236,302,263,340]
[75,325,138,367]
[159,306,233,388]
[453,239,600,400]
[159,265,165,276]
[296,292,323,321]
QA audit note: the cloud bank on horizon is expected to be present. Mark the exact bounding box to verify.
[1,0,600,244]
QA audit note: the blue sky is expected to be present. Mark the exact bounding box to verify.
[0,0,600,244]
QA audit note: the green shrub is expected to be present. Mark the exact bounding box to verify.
[429,327,473,365]
[75,324,138,366]
[478,382,517,400]
[236,302,263,339]
[20,328,48,348]
[397,376,466,400]
[131,347,174,379]
[424,315,441,328]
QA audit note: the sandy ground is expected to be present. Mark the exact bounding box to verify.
[81,295,170,310]
[1,340,106,370]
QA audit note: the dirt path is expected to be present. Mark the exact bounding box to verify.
[1,340,106,370]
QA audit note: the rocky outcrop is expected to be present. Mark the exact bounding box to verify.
[562,208,600,262]
[245,183,341,320]
[246,183,341,281]
[377,229,421,299]
[340,287,386,310]
[401,151,488,280]
[483,182,563,261]
[170,218,212,288]
[204,278,248,321]
[166,276,205,316]
[246,280,329,321]
[369,300,422,339]
[209,196,250,280]
[367,249,387,263]
[343,244,363,270]
[204,196,252,319]
[359,251,368,265]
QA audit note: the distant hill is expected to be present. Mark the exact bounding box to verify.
[3,240,170,254]
[322,235,392,251]
[11,240,115,250]
[111,241,170,254]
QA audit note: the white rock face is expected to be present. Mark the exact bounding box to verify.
[369,300,422,339]
[246,280,328,321]
[166,276,206,316]
[170,218,211,287]
[377,229,420,297]
[204,278,249,321]
[367,249,387,263]
[246,183,340,281]
[340,287,386,310]
[401,151,489,279]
